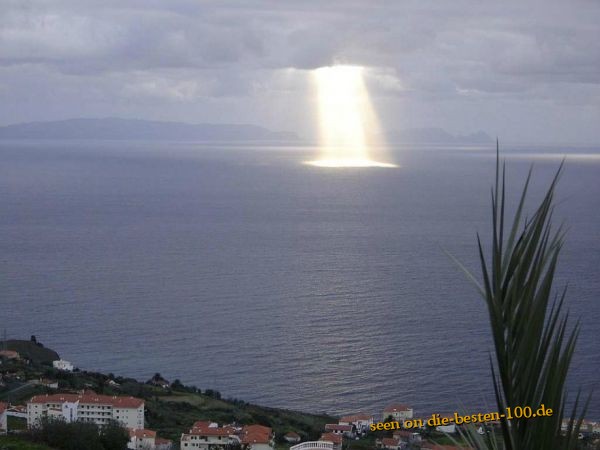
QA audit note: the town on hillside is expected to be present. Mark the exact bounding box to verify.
[2,339,599,450]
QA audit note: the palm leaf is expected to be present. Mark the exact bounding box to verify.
[455,144,589,450]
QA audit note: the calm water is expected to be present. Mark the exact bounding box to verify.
[1,141,599,418]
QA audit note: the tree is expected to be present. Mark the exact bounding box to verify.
[29,417,129,450]
[99,419,130,450]
[452,147,590,449]
[30,417,103,450]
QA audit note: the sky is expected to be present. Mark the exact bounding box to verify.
[1,0,600,143]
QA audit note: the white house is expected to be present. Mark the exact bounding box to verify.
[27,391,144,429]
[324,424,353,438]
[180,421,239,450]
[0,402,7,434]
[378,437,402,450]
[180,421,274,450]
[240,424,274,450]
[382,404,413,422]
[392,430,421,445]
[128,428,156,449]
[128,428,172,449]
[339,414,374,434]
[52,360,74,372]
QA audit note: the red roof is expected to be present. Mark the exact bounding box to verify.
[243,424,272,435]
[320,433,342,444]
[241,424,272,444]
[0,350,19,359]
[156,437,172,445]
[242,433,270,444]
[339,414,372,423]
[0,401,7,414]
[192,420,215,429]
[129,428,157,439]
[381,437,401,448]
[28,391,143,408]
[189,426,232,437]
[383,404,412,413]
[187,421,239,437]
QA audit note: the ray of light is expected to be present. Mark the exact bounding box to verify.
[306,65,396,168]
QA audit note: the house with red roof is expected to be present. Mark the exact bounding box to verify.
[180,421,241,450]
[338,413,374,434]
[180,421,274,450]
[378,437,403,450]
[392,430,421,444]
[155,437,174,450]
[0,350,20,361]
[319,432,342,450]
[27,390,144,429]
[128,428,173,450]
[240,424,274,450]
[382,404,413,422]
[324,423,354,437]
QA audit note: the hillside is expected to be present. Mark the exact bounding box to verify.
[0,118,300,141]
[0,351,334,443]
[387,127,493,144]
[0,340,59,365]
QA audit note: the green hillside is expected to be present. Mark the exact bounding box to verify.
[0,353,334,443]
[1,340,60,365]
[0,435,55,450]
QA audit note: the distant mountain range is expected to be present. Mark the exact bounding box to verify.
[0,118,493,144]
[387,127,493,144]
[0,118,299,141]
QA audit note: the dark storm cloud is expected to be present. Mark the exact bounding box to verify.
[1,0,599,142]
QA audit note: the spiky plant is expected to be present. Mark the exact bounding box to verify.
[451,144,589,450]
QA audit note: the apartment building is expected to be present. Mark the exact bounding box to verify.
[180,421,239,449]
[27,391,144,429]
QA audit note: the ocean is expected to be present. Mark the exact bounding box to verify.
[1,140,598,418]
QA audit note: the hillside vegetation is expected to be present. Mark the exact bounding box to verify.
[0,341,334,443]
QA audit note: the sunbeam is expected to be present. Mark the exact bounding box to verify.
[306,65,396,168]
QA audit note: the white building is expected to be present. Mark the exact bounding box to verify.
[339,414,374,434]
[27,391,144,429]
[382,404,413,422]
[379,437,402,450]
[240,424,274,450]
[324,424,354,438]
[128,428,157,450]
[180,421,274,450]
[0,402,7,434]
[52,360,74,372]
[180,421,239,449]
[127,428,172,449]
[392,430,421,445]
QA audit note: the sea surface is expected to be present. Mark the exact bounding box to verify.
[1,141,599,419]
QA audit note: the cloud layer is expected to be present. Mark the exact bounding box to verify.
[1,0,599,142]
